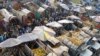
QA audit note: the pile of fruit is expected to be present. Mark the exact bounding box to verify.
[32,48,46,56]
[83,20,93,27]
[69,37,83,46]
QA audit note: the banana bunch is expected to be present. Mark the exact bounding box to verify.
[73,32,80,36]
[69,37,83,46]
[58,33,69,38]
[32,48,46,56]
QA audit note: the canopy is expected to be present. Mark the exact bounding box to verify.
[42,4,49,9]
[92,37,97,41]
[72,7,80,12]
[32,26,59,45]
[67,15,80,20]
[89,16,96,19]
[32,26,56,36]
[32,27,47,41]
[91,42,100,50]
[80,49,93,56]
[48,0,58,9]
[37,7,45,13]
[80,7,86,13]
[47,53,57,56]
[0,38,22,48]
[32,26,56,40]
[17,33,38,42]
[85,6,94,10]
[58,2,69,10]
[44,31,60,45]
[46,21,63,28]
[21,8,31,15]
[94,16,100,23]
[72,6,86,13]
[52,46,69,55]
[58,19,74,24]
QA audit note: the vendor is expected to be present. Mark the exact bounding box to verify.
[0,27,7,42]
[23,16,40,33]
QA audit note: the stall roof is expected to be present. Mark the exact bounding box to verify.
[80,49,93,56]
[91,42,100,50]
[0,38,22,48]
[37,7,45,13]
[67,15,80,20]
[85,6,94,10]
[94,16,100,23]
[58,19,74,24]
[46,21,63,28]
[18,33,38,43]
[58,2,69,10]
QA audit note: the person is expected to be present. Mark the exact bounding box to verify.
[16,25,25,36]
[74,20,83,28]
[8,18,21,37]
[0,1,3,9]
[23,16,40,33]
[0,28,7,42]
[89,25,93,30]
[0,34,4,43]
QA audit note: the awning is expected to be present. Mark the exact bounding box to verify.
[58,19,74,24]
[46,21,63,28]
